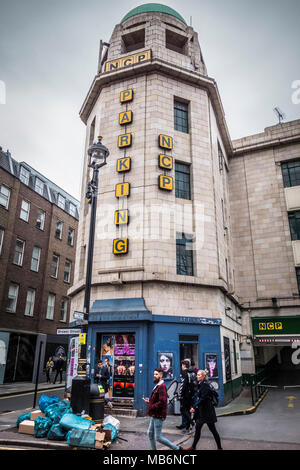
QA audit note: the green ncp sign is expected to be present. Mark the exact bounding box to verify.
[252,316,300,335]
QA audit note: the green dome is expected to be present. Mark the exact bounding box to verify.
[121,3,187,25]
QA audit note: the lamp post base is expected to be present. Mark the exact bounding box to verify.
[71,374,91,415]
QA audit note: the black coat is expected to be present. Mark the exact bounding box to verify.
[193,380,217,424]
[95,365,109,391]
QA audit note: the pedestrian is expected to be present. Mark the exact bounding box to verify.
[95,360,109,392]
[53,354,64,384]
[144,367,182,451]
[184,369,222,450]
[177,360,197,434]
[45,356,54,383]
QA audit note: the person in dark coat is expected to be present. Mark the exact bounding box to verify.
[184,369,222,450]
[53,354,64,384]
[95,360,109,392]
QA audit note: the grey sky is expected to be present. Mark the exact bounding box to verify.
[0,0,299,200]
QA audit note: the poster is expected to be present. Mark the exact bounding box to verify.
[111,333,135,397]
[205,353,219,378]
[223,337,232,381]
[158,352,173,379]
[66,336,79,389]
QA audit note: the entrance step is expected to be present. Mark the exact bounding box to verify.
[105,398,137,417]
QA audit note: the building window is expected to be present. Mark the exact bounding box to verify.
[68,227,75,246]
[57,194,65,210]
[0,228,4,255]
[69,203,76,218]
[55,220,63,239]
[31,246,41,272]
[20,166,30,185]
[13,238,25,266]
[51,254,60,278]
[0,185,11,209]
[175,162,191,200]
[166,29,188,55]
[176,233,194,276]
[60,298,68,322]
[25,288,35,316]
[35,177,44,195]
[218,142,224,172]
[282,161,300,188]
[288,211,300,240]
[20,199,30,222]
[296,268,300,295]
[36,209,45,230]
[46,293,55,320]
[174,100,189,133]
[122,28,145,53]
[64,259,72,283]
[7,283,19,312]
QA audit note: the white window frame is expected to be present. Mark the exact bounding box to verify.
[51,253,60,278]
[69,202,76,217]
[35,177,44,195]
[46,293,55,320]
[57,194,66,210]
[36,209,45,230]
[20,166,30,185]
[0,228,4,255]
[60,297,68,322]
[64,259,72,283]
[55,220,63,239]
[20,199,30,222]
[7,282,19,312]
[31,246,41,272]
[0,185,11,209]
[67,227,74,246]
[25,288,36,316]
[13,238,25,266]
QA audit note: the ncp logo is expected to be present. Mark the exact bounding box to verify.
[0,81,6,104]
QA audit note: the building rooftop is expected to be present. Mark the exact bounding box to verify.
[120,3,187,25]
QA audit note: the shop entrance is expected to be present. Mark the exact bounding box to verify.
[96,333,135,398]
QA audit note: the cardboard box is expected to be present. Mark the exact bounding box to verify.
[18,420,35,435]
[95,440,104,450]
[30,410,45,421]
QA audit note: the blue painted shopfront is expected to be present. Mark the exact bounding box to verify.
[87,298,223,415]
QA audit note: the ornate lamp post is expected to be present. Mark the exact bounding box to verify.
[71,137,109,415]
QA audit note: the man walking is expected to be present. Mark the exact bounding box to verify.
[145,368,182,451]
[53,354,64,384]
[178,360,197,433]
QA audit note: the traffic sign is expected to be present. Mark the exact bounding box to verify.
[57,328,82,335]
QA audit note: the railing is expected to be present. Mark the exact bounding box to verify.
[250,382,267,406]
[242,372,268,406]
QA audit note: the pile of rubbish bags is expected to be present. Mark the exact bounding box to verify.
[16,394,119,449]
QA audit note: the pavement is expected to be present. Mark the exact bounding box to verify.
[0,381,267,451]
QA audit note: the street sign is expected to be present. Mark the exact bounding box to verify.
[74,311,85,321]
[57,328,82,335]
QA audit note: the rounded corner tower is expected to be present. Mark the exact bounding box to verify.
[70,4,241,411]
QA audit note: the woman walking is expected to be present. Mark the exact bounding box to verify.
[184,369,222,450]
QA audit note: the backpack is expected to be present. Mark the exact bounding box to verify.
[209,385,219,406]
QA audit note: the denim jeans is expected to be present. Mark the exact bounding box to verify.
[147,417,180,450]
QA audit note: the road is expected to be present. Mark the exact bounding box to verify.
[0,388,65,416]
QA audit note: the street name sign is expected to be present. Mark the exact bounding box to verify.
[57,328,82,335]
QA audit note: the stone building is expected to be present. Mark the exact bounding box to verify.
[0,147,79,384]
[68,4,243,411]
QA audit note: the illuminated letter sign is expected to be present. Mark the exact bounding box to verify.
[115,209,129,225]
[117,157,131,173]
[113,238,128,255]
[120,89,133,103]
[159,175,173,191]
[159,154,173,170]
[119,111,133,125]
[118,133,132,148]
[115,182,130,197]
[159,134,173,150]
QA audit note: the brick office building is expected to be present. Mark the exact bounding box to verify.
[67,4,300,411]
[0,147,79,384]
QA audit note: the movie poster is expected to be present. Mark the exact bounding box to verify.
[205,353,219,378]
[112,334,135,398]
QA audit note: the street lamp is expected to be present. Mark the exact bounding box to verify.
[71,136,109,415]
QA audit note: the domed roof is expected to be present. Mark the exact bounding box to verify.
[121,3,187,25]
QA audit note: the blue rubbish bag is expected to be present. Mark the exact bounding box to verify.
[44,400,72,424]
[103,423,117,441]
[47,423,67,441]
[16,412,31,428]
[66,429,97,448]
[59,413,95,431]
[38,394,60,413]
[34,416,53,438]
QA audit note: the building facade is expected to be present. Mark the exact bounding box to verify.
[68,4,244,412]
[0,147,79,384]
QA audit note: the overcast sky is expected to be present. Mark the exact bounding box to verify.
[0,0,299,200]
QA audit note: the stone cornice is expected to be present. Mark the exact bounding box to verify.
[233,134,300,157]
[79,58,233,157]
